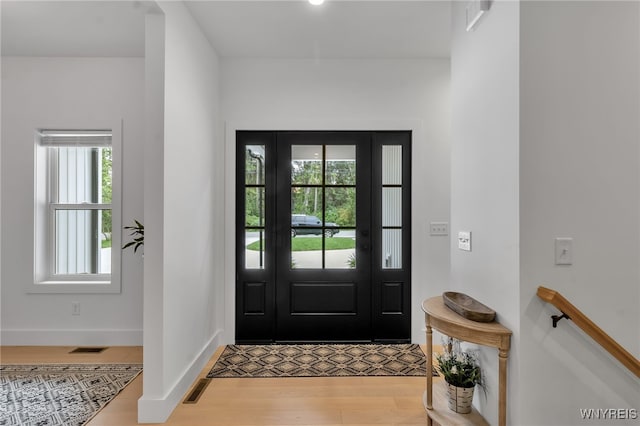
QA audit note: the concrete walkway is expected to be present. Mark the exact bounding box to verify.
[245,248,355,269]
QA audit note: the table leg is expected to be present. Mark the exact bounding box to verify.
[498,348,509,426]
[426,323,433,411]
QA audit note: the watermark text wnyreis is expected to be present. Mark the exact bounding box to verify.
[580,408,638,420]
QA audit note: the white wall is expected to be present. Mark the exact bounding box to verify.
[519,2,640,425]
[0,4,3,340]
[221,58,451,344]
[450,1,521,424]
[0,57,144,345]
[452,1,640,425]
[138,2,224,422]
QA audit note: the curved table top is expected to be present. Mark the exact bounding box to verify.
[423,296,512,350]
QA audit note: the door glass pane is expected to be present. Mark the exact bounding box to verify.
[245,144,266,270]
[382,229,402,269]
[346,250,357,269]
[292,187,323,220]
[245,145,265,185]
[291,236,322,269]
[382,145,402,185]
[245,188,265,227]
[291,144,358,270]
[325,145,356,185]
[325,235,356,270]
[292,145,322,185]
[382,188,402,227]
[245,229,265,269]
[325,187,355,228]
[382,144,402,270]
[291,215,322,237]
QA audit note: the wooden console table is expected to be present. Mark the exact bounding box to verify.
[422,296,512,426]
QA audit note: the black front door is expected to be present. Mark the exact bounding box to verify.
[275,132,372,341]
[236,131,411,343]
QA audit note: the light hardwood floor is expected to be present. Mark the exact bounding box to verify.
[0,346,432,426]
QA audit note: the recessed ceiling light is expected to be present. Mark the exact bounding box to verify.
[309,0,325,5]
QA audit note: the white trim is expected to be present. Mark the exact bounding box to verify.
[37,129,112,146]
[137,330,223,423]
[0,328,143,346]
[224,119,424,345]
[31,120,123,294]
[26,281,118,294]
[50,203,111,210]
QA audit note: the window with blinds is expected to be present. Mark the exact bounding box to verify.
[33,128,121,293]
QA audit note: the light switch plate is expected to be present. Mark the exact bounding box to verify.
[430,222,449,236]
[555,237,573,265]
[458,231,471,251]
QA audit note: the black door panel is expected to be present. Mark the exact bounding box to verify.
[236,131,411,343]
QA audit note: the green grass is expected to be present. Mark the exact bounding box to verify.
[247,237,355,252]
[101,239,112,249]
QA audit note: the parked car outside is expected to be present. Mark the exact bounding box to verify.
[291,214,340,237]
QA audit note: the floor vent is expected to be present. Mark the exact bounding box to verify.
[69,347,107,354]
[183,378,211,404]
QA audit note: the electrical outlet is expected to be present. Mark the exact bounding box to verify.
[430,222,449,236]
[72,302,81,316]
[458,231,471,251]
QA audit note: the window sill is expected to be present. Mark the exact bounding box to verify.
[29,280,120,294]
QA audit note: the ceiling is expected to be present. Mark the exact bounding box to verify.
[1,0,451,59]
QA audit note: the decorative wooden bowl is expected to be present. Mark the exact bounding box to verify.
[443,292,496,323]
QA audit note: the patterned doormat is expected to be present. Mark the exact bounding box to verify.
[207,344,435,378]
[0,363,142,426]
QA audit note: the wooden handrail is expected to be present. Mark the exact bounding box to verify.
[537,286,640,378]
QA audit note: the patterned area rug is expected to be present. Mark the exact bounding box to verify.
[207,344,435,378]
[0,363,142,426]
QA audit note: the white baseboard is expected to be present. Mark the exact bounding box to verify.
[0,329,143,346]
[137,329,222,423]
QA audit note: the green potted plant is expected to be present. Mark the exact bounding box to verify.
[436,337,484,414]
[122,219,144,253]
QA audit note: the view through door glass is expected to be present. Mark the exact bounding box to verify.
[290,144,356,270]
